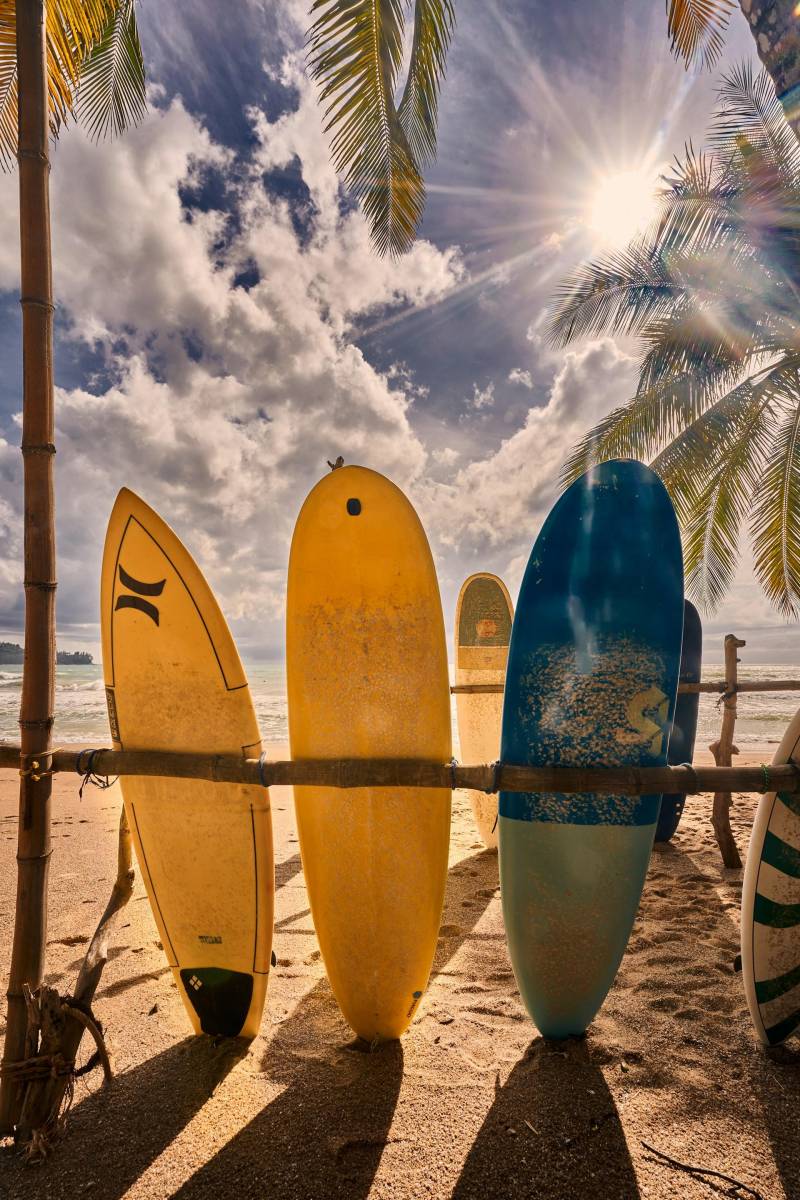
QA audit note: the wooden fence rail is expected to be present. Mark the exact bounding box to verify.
[451,680,800,695]
[0,745,796,796]
[452,632,797,868]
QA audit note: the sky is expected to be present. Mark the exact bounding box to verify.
[0,0,797,666]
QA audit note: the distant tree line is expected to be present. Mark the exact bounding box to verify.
[0,642,93,666]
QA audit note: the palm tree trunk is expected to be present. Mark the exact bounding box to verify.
[0,0,57,1136]
[739,2,800,137]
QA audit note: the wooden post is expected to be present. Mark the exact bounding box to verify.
[709,634,746,870]
[0,0,57,1135]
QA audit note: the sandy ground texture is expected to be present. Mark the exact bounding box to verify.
[0,744,798,1200]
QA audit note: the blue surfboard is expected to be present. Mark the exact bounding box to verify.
[499,460,683,1038]
[656,599,702,843]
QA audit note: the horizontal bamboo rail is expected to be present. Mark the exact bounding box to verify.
[451,680,800,695]
[0,745,796,795]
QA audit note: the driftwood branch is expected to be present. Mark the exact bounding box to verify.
[0,744,794,795]
[642,1140,764,1199]
[15,805,133,1148]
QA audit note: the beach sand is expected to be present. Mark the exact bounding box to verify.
[0,744,798,1199]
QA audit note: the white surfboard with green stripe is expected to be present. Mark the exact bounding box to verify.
[741,708,800,1046]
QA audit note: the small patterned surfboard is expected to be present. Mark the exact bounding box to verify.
[455,573,514,849]
[741,707,800,1045]
[101,489,273,1039]
[656,599,702,843]
[499,460,683,1038]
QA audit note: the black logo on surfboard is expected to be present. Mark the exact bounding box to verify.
[115,563,166,625]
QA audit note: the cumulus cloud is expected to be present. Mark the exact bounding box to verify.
[420,338,638,557]
[508,367,533,388]
[0,65,464,654]
[468,382,495,410]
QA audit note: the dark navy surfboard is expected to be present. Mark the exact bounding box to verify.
[499,460,683,1038]
[656,600,702,843]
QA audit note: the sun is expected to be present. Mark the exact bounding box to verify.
[587,167,660,249]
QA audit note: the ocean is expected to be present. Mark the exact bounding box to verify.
[0,661,797,751]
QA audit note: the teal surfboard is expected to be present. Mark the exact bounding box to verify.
[499,460,683,1037]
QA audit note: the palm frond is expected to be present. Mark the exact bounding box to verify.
[0,0,140,169]
[751,386,800,617]
[654,144,740,251]
[679,377,778,610]
[307,0,423,256]
[710,61,800,183]
[546,240,685,348]
[666,0,734,70]
[637,313,764,398]
[559,363,731,486]
[45,0,117,134]
[0,8,16,169]
[76,0,146,141]
[397,0,454,166]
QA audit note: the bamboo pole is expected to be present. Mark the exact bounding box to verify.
[0,745,794,795]
[0,0,57,1136]
[710,635,747,870]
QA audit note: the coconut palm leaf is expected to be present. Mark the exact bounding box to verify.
[666,0,734,70]
[560,361,736,486]
[751,387,800,616]
[307,0,423,256]
[710,61,800,183]
[397,0,454,167]
[76,0,146,141]
[0,10,16,169]
[654,145,744,252]
[546,241,688,347]
[0,0,145,167]
[680,379,779,609]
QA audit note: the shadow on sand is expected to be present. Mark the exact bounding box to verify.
[452,1036,640,1200]
[173,849,501,1198]
[0,1036,248,1200]
[1,846,499,1199]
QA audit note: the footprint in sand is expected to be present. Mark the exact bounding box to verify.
[647,994,683,1012]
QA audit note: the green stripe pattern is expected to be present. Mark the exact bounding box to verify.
[761,830,800,879]
[753,893,800,929]
[765,1008,800,1046]
[754,809,800,1044]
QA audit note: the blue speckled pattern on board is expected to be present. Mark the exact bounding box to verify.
[656,600,702,843]
[498,459,683,1038]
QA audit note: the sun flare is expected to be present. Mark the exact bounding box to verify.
[587,167,660,249]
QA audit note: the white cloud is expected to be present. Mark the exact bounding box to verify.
[508,367,533,388]
[468,382,495,410]
[433,447,459,466]
[0,68,464,653]
[421,338,638,552]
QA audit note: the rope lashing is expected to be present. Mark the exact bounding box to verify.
[19,747,61,783]
[75,747,118,800]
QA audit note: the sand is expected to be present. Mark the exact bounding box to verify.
[0,744,798,1199]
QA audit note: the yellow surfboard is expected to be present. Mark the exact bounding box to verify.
[101,489,273,1039]
[287,465,451,1040]
[454,573,514,849]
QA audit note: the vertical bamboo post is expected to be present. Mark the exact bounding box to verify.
[709,634,745,870]
[0,0,56,1135]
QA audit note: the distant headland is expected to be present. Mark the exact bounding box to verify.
[0,642,93,666]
